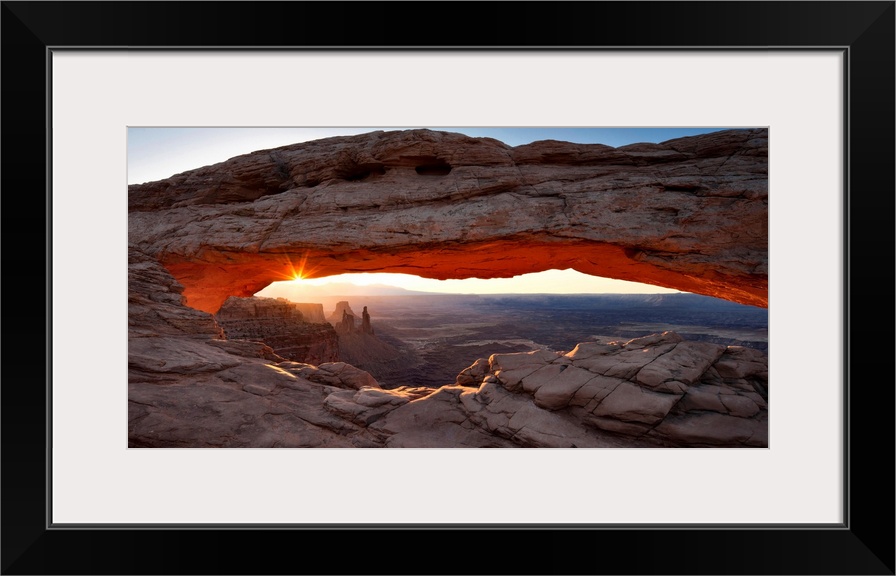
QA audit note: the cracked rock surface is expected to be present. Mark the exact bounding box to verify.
[128,129,768,448]
[129,247,767,448]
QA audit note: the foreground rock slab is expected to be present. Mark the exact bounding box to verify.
[127,128,769,448]
[129,252,767,448]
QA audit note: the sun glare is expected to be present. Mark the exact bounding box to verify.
[257,268,682,299]
[279,252,320,283]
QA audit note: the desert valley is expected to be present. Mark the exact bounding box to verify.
[128,127,768,448]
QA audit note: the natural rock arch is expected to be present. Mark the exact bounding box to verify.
[128,128,768,313]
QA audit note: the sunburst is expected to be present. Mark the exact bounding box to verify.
[267,251,322,283]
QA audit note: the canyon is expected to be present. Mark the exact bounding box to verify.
[215,296,338,365]
[128,128,768,448]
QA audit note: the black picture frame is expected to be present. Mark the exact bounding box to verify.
[3,2,893,574]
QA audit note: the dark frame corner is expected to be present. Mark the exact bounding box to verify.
[2,2,893,574]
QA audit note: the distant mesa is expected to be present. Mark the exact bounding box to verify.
[132,276,769,447]
[292,302,327,323]
[217,296,304,320]
[128,246,768,447]
[330,301,375,335]
[328,301,357,325]
[127,129,769,448]
[216,295,328,325]
[337,310,355,334]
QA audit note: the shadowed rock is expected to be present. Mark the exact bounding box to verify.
[129,248,767,447]
[215,296,339,364]
[128,129,768,448]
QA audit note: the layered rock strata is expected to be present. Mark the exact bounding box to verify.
[335,311,356,335]
[128,129,769,448]
[215,296,339,364]
[293,303,327,323]
[128,129,768,313]
[217,296,304,320]
[332,302,376,336]
[129,247,768,448]
[328,301,357,325]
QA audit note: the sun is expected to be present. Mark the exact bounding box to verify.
[282,252,316,282]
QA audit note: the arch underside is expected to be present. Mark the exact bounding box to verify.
[162,238,767,314]
[130,128,768,314]
[127,129,770,449]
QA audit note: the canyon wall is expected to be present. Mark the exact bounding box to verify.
[327,301,357,325]
[128,129,769,448]
[293,303,327,323]
[216,296,339,364]
[128,246,767,448]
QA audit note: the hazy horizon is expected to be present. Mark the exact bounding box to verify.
[255,269,683,300]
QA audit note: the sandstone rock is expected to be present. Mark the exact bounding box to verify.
[453,331,768,447]
[216,295,304,320]
[591,382,681,425]
[331,302,376,337]
[456,357,490,386]
[204,338,284,361]
[570,375,625,407]
[129,373,364,448]
[368,386,515,448]
[324,388,410,427]
[129,254,768,448]
[128,247,224,339]
[651,412,766,446]
[328,301,358,325]
[461,381,633,448]
[624,332,685,348]
[714,346,769,381]
[215,296,339,364]
[360,306,374,335]
[719,394,761,418]
[633,340,726,392]
[128,129,768,313]
[129,324,768,447]
[129,337,242,375]
[287,361,381,390]
[564,341,622,361]
[678,385,729,413]
[335,310,356,334]
[127,129,769,449]
[489,349,563,390]
[292,302,327,323]
[571,332,682,380]
[530,365,596,410]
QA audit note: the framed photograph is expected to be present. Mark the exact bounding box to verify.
[4,1,892,574]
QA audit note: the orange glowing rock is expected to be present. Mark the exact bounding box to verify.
[130,128,768,314]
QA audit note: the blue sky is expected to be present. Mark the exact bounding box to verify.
[128,127,729,295]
